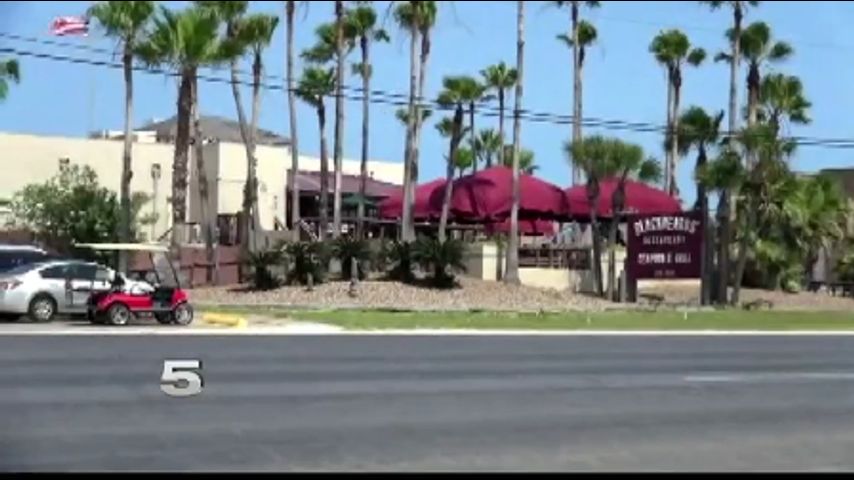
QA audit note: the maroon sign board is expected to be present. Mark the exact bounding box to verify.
[625,212,703,280]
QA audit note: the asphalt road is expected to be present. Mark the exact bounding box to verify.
[3,334,854,471]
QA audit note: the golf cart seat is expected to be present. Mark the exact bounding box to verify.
[152,287,175,304]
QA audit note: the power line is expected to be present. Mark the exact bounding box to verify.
[3,41,854,150]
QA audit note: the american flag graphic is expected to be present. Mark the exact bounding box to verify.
[49,16,89,36]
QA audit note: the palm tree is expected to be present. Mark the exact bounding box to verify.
[737,22,791,134]
[553,1,600,186]
[137,5,225,261]
[676,106,724,304]
[730,73,808,304]
[473,129,502,168]
[792,175,850,285]
[504,0,525,285]
[0,58,19,101]
[349,4,390,239]
[605,144,660,301]
[702,0,760,305]
[480,62,517,166]
[395,1,437,242]
[295,67,336,241]
[649,29,706,198]
[436,76,475,241]
[87,1,154,273]
[465,81,488,173]
[234,14,279,251]
[454,147,475,178]
[286,1,301,241]
[501,145,537,174]
[195,0,255,255]
[396,107,432,126]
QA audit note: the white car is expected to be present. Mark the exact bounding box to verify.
[0,260,154,322]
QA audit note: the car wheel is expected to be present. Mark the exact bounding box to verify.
[155,313,174,325]
[172,303,194,326]
[107,304,132,326]
[27,295,57,323]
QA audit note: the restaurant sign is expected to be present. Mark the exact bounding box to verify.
[625,212,703,280]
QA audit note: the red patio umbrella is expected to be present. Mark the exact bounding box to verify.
[378,178,446,220]
[429,166,571,221]
[565,178,682,219]
[485,218,557,236]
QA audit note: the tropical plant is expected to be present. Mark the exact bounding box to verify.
[701,0,761,305]
[501,145,538,174]
[413,236,466,288]
[553,1,600,185]
[454,147,475,177]
[504,0,526,285]
[136,5,226,279]
[676,106,724,304]
[87,1,155,274]
[332,235,372,280]
[758,73,810,134]
[244,247,284,290]
[395,1,438,242]
[649,29,706,198]
[387,240,416,283]
[286,1,301,241]
[480,62,517,166]
[835,247,854,283]
[395,107,432,126]
[472,129,502,168]
[0,58,19,101]
[349,4,390,239]
[285,241,330,285]
[295,66,336,241]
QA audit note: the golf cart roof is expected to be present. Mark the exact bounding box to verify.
[75,243,170,253]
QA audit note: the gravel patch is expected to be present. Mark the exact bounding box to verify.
[189,278,854,313]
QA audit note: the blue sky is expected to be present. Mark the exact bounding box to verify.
[2,1,854,206]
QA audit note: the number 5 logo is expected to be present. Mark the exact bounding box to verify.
[160,360,204,397]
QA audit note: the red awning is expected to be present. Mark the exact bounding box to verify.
[378,178,446,220]
[485,218,557,236]
[565,178,682,219]
[429,166,571,221]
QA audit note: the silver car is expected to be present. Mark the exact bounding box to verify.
[0,260,153,322]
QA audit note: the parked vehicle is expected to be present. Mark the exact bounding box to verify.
[76,243,193,327]
[0,260,154,322]
[0,245,50,273]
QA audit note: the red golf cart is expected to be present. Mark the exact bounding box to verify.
[76,243,194,326]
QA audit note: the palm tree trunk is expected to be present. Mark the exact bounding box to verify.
[590,193,604,297]
[119,46,133,273]
[230,58,254,259]
[718,3,742,305]
[670,68,682,199]
[190,74,216,285]
[571,2,582,186]
[400,23,419,242]
[439,105,464,242]
[504,0,524,285]
[496,89,505,167]
[695,146,712,305]
[411,22,431,225]
[607,215,618,301]
[332,0,345,239]
[576,59,585,185]
[286,1,301,241]
[664,68,675,196]
[248,51,263,250]
[469,102,477,173]
[318,104,329,241]
[357,35,370,240]
[171,71,193,249]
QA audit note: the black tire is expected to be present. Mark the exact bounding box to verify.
[155,313,174,325]
[107,303,132,326]
[172,303,194,326]
[0,313,20,322]
[27,295,57,323]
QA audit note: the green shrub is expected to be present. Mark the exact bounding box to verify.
[413,236,467,289]
[285,241,329,286]
[836,251,854,283]
[244,247,284,291]
[387,240,416,283]
[332,236,372,280]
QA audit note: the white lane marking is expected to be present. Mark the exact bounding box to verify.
[684,372,854,383]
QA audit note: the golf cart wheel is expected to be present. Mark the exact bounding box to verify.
[27,295,57,323]
[155,313,174,325]
[107,303,133,326]
[172,303,194,326]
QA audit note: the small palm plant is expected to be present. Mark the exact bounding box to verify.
[285,241,329,286]
[413,236,467,289]
[387,240,416,283]
[244,247,284,291]
[332,236,372,280]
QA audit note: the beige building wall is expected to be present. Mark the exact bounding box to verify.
[0,132,404,241]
